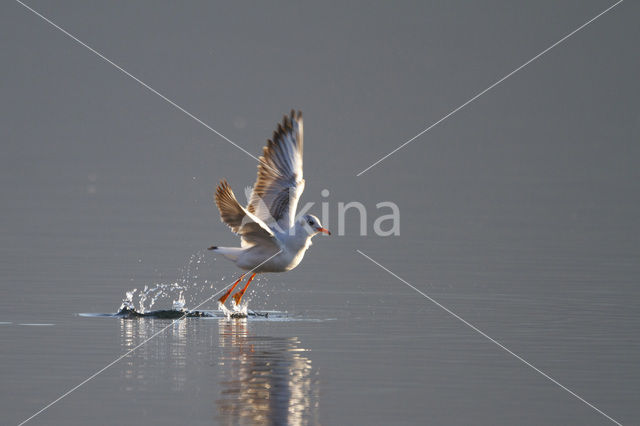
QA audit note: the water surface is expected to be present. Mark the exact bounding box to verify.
[2,1,639,425]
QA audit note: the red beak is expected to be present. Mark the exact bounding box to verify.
[317,227,331,235]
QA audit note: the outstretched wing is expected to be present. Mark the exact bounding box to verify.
[247,110,305,231]
[215,180,278,248]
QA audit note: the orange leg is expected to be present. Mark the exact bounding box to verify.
[219,273,245,304]
[233,273,256,305]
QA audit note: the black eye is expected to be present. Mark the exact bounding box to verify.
[308,220,313,225]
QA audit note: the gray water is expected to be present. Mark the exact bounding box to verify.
[1,1,639,425]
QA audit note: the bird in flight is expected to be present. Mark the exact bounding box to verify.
[209,110,330,306]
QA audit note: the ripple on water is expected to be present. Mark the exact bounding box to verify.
[78,306,330,322]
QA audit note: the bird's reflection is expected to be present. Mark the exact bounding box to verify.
[119,317,318,425]
[216,320,319,425]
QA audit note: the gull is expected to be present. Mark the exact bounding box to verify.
[208,110,330,306]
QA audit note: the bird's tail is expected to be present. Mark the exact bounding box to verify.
[207,246,244,261]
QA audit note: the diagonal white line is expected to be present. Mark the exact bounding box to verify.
[18,250,283,426]
[356,249,622,425]
[14,0,265,166]
[356,0,623,176]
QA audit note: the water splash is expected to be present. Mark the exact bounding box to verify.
[119,252,214,313]
[172,291,186,311]
[218,301,249,319]
[117,251,272,315]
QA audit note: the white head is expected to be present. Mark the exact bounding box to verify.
[297,214,331,237]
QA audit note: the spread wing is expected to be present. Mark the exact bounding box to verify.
[215,180,278,248]
[247,110,305,231]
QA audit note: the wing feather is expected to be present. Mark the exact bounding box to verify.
[247,110,304,231]
[215,180,278,247]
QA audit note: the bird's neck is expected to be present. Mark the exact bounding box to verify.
[284,228,313,252]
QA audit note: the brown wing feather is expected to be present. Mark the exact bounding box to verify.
[215,180,276,247]
[248,110,304,230]
[215,180,244,232]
